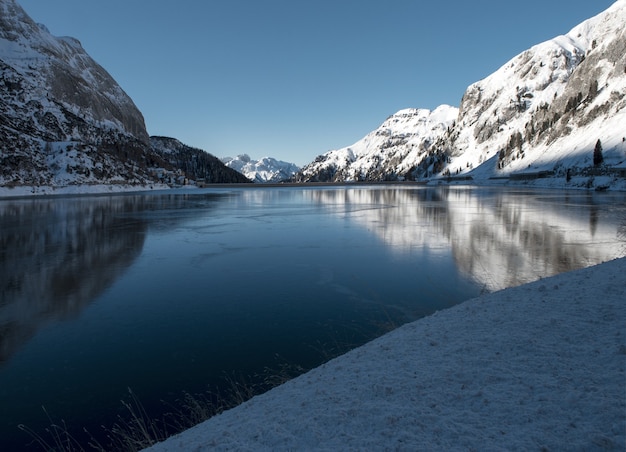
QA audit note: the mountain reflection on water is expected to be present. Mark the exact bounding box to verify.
[0,186,624,450]
[303,187,626,290]
[1,187,623,368]
[0,193,230,366]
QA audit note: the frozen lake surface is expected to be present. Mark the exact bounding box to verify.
[1,186,625,449]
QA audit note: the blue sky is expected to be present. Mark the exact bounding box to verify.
[18,1,615,166]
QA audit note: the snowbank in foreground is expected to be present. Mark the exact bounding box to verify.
[147,258,626,451]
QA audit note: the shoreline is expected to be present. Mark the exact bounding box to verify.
[1,176,625,200]
[146,258,626,451]
[0,183,172,199]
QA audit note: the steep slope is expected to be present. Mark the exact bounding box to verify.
[441,0,626,183]
[0,0,147,141]
[222,154,300,183]
[297,105,458,182]
[0,0,163,187]
[300,1,626,187]
[152,137,251,184]
[0,0,243,190]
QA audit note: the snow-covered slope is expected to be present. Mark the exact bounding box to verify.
[0,0,159,187]
[446,0,626,182]
[0,0,244,191]
[0,0,147,141]
[300,1,626,188]
[222,154,300,183]
[297,105,458,182]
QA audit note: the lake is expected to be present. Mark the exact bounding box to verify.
[1,185,625,449]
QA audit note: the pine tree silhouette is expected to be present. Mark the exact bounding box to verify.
[593,139,604,166]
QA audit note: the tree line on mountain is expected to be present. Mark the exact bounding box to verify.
[150,137,250,184]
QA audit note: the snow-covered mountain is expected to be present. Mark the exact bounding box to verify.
[297,106,457,182]
[443,0,626,183]
[299,1,626,188]
[0,0,155,187]
[0,0,244,190]
[222,154,300,183]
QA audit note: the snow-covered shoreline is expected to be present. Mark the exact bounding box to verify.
[428,175,626,192]
[0,183,173,199]
[1,176,625,200]
[147,258,626,451]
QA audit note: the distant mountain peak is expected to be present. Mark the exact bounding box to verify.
[222,155,300,183]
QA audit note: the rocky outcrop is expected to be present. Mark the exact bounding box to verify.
[0,0,245,189]
[0,0,148,141]
[438,0,626,179]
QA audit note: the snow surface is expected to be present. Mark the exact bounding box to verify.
[147,258,626,451]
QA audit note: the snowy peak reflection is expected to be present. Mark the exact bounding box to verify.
[304,188,453,253]
[0,192,234,366]
[449,190,625,290]
[306,187,625,291]
[0,196,147,364]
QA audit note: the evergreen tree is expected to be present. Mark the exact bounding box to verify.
[587,80,599,101]
[593,139,604,166]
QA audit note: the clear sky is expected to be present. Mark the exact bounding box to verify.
[17,0,615,166]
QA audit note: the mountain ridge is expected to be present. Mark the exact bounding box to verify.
[222,154,300,183]
[152,137,250,184]
[0,0,247,193]
[296,105,458,182]
[298,1,626,189]
[0,0,148,142]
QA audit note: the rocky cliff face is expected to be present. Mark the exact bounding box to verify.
[299,1,626,186]
[0,0,148,142]
[0,0,155,187]
[0,0,242,189]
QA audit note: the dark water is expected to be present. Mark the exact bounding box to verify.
[1,186,625,449]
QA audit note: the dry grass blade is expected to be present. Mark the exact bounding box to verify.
[18,406,86,452]
[104,388,169,451]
